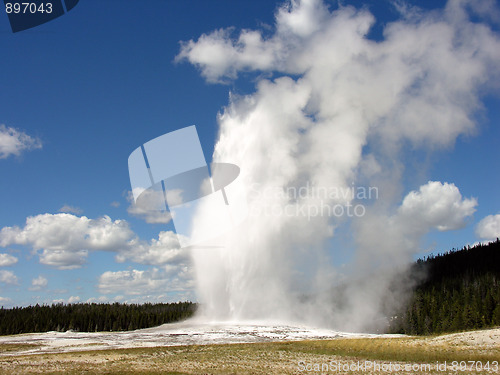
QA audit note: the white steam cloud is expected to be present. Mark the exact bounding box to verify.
[177,0,499,331]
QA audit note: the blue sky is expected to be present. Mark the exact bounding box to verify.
[0,0,499,308]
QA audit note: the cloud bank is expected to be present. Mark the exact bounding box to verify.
[0,212,194,301]
[0,212,187,267]
[0,214,134,269]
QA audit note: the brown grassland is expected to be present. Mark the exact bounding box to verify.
[0,329,498,374]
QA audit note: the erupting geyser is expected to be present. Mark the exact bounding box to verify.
[141,0,500,332]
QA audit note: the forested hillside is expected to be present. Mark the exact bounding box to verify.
[390,239,500,335]
[0,301,196,335]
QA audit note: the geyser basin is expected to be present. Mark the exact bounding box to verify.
[0,321,394,356]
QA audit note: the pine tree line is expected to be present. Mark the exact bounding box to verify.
[389,239,500,335]
[0,301,197,335]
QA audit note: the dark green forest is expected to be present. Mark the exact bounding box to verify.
[389,239,500,335]
[0,301,196,335]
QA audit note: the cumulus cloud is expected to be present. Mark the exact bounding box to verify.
[30,275,48,291]
[0,212,188,282]
[0,213,134,269]
[58,205,83,215]
[398,181,477,232]
[126,191,172,224]
[40,250,88,270]
[0,214,133,252]
[177,0,499,329]
[86,296,109,303]
[115,230,186,265]
[476,214,500,241]
[68,296,80,304]
[355,181,477,263]
[0,124,42,159]
[98,267,194,297]
[0,270,18,285]
[0,253,18,266]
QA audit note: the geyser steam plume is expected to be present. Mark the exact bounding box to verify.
[177,0,500,331]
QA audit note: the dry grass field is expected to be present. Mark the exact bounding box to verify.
[0,328,498,374]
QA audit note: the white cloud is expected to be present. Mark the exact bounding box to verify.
[0,213,134,269]
[68,295,80,304]
[0,213,187,272]
[30,276,48,291]
[115,231,186,265]
[86,296,109,303]
[0,296,11,304]
[98,269,161,295]
[126,191,172,224]
[98,267,194,296]
[58,205,83,215]
[476,214,500,241]
[0,270,18,285]
[39,249,88,270]
[0,253,18,266]
[0,124,42,159]
[398,181,477,232]
[0,214,133,252]
[355,181,477,262]
[110,201,120,208]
